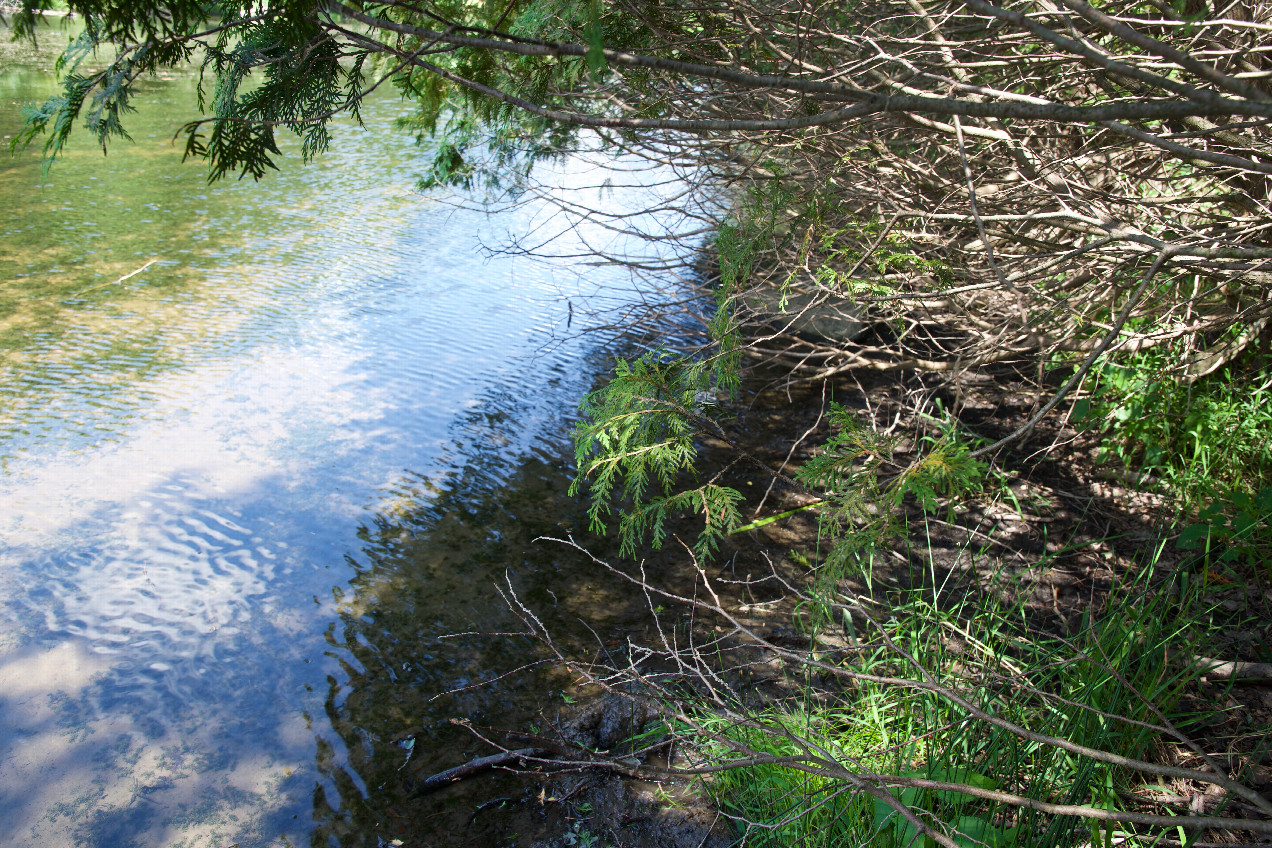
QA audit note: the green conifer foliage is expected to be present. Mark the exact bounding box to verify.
[571,352,742,559]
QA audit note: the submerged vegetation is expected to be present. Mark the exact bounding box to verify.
[12,0,1272,843]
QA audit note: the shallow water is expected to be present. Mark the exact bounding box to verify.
[0,21,682,847]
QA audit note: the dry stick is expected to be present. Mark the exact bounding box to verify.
[1189,656,1272,683]
[334,5,1272,124]
[66,258,159,299]
[960,0,1217,105]
[809,770,1272,835]
[1100,118,1272,174]
[1055,0,1271,103]
[415,712,673,795]
[498,732,651,779]
[413,747,553,794]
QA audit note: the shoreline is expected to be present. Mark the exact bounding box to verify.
[0,4,74,17]
[413,357,1272,846]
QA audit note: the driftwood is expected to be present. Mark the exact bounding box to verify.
[412,721,671,796]
[1191,656,1272,684]
[413,747,552,794]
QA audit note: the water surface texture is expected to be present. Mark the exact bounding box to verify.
[0,21,676,847]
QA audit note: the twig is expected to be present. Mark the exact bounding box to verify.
[65,258,160,300]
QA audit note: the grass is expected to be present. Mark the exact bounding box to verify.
[691,541,1230,848]
[1075,347,1272,582]
[1077,349,1272,508]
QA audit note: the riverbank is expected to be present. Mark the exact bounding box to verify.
[405,360,1272,847]
[0,3,73,16]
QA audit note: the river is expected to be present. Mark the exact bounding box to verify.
[0,19,688,847]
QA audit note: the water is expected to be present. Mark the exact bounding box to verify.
[0,20,688,847]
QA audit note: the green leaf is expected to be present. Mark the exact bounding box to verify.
[1177,522,1214,550]
[571,351,741,558]
[953,815,1019,848]
[872,796,925,846]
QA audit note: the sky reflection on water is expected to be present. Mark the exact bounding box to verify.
[0,20,691,846]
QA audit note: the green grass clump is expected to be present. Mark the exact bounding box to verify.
[1081,351,1272,500]
[1076,348,1272,576]
[699,707,888,846]
[696,553,1220,847]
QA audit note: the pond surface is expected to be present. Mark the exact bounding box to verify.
[0,20,683,847]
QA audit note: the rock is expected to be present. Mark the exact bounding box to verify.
[745,284,868,344]
[597,692,655,751]
[559,689,658,753]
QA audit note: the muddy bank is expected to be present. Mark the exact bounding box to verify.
[394,363,1272,847]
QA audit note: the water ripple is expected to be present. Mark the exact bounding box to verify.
[0,23,690,848]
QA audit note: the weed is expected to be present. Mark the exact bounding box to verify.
[694,545,1225,848]
[1075,348,1272,574]
[1178,486,1272,579]
[1076,350,1272,507]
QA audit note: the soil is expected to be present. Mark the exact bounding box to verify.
[401,363,1272,847]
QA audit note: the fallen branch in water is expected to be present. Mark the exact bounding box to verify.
[413,747,552,794]
[414,717,672,795]
[66,258,160,300]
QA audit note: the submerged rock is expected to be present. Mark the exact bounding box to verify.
[744,283,868,344]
